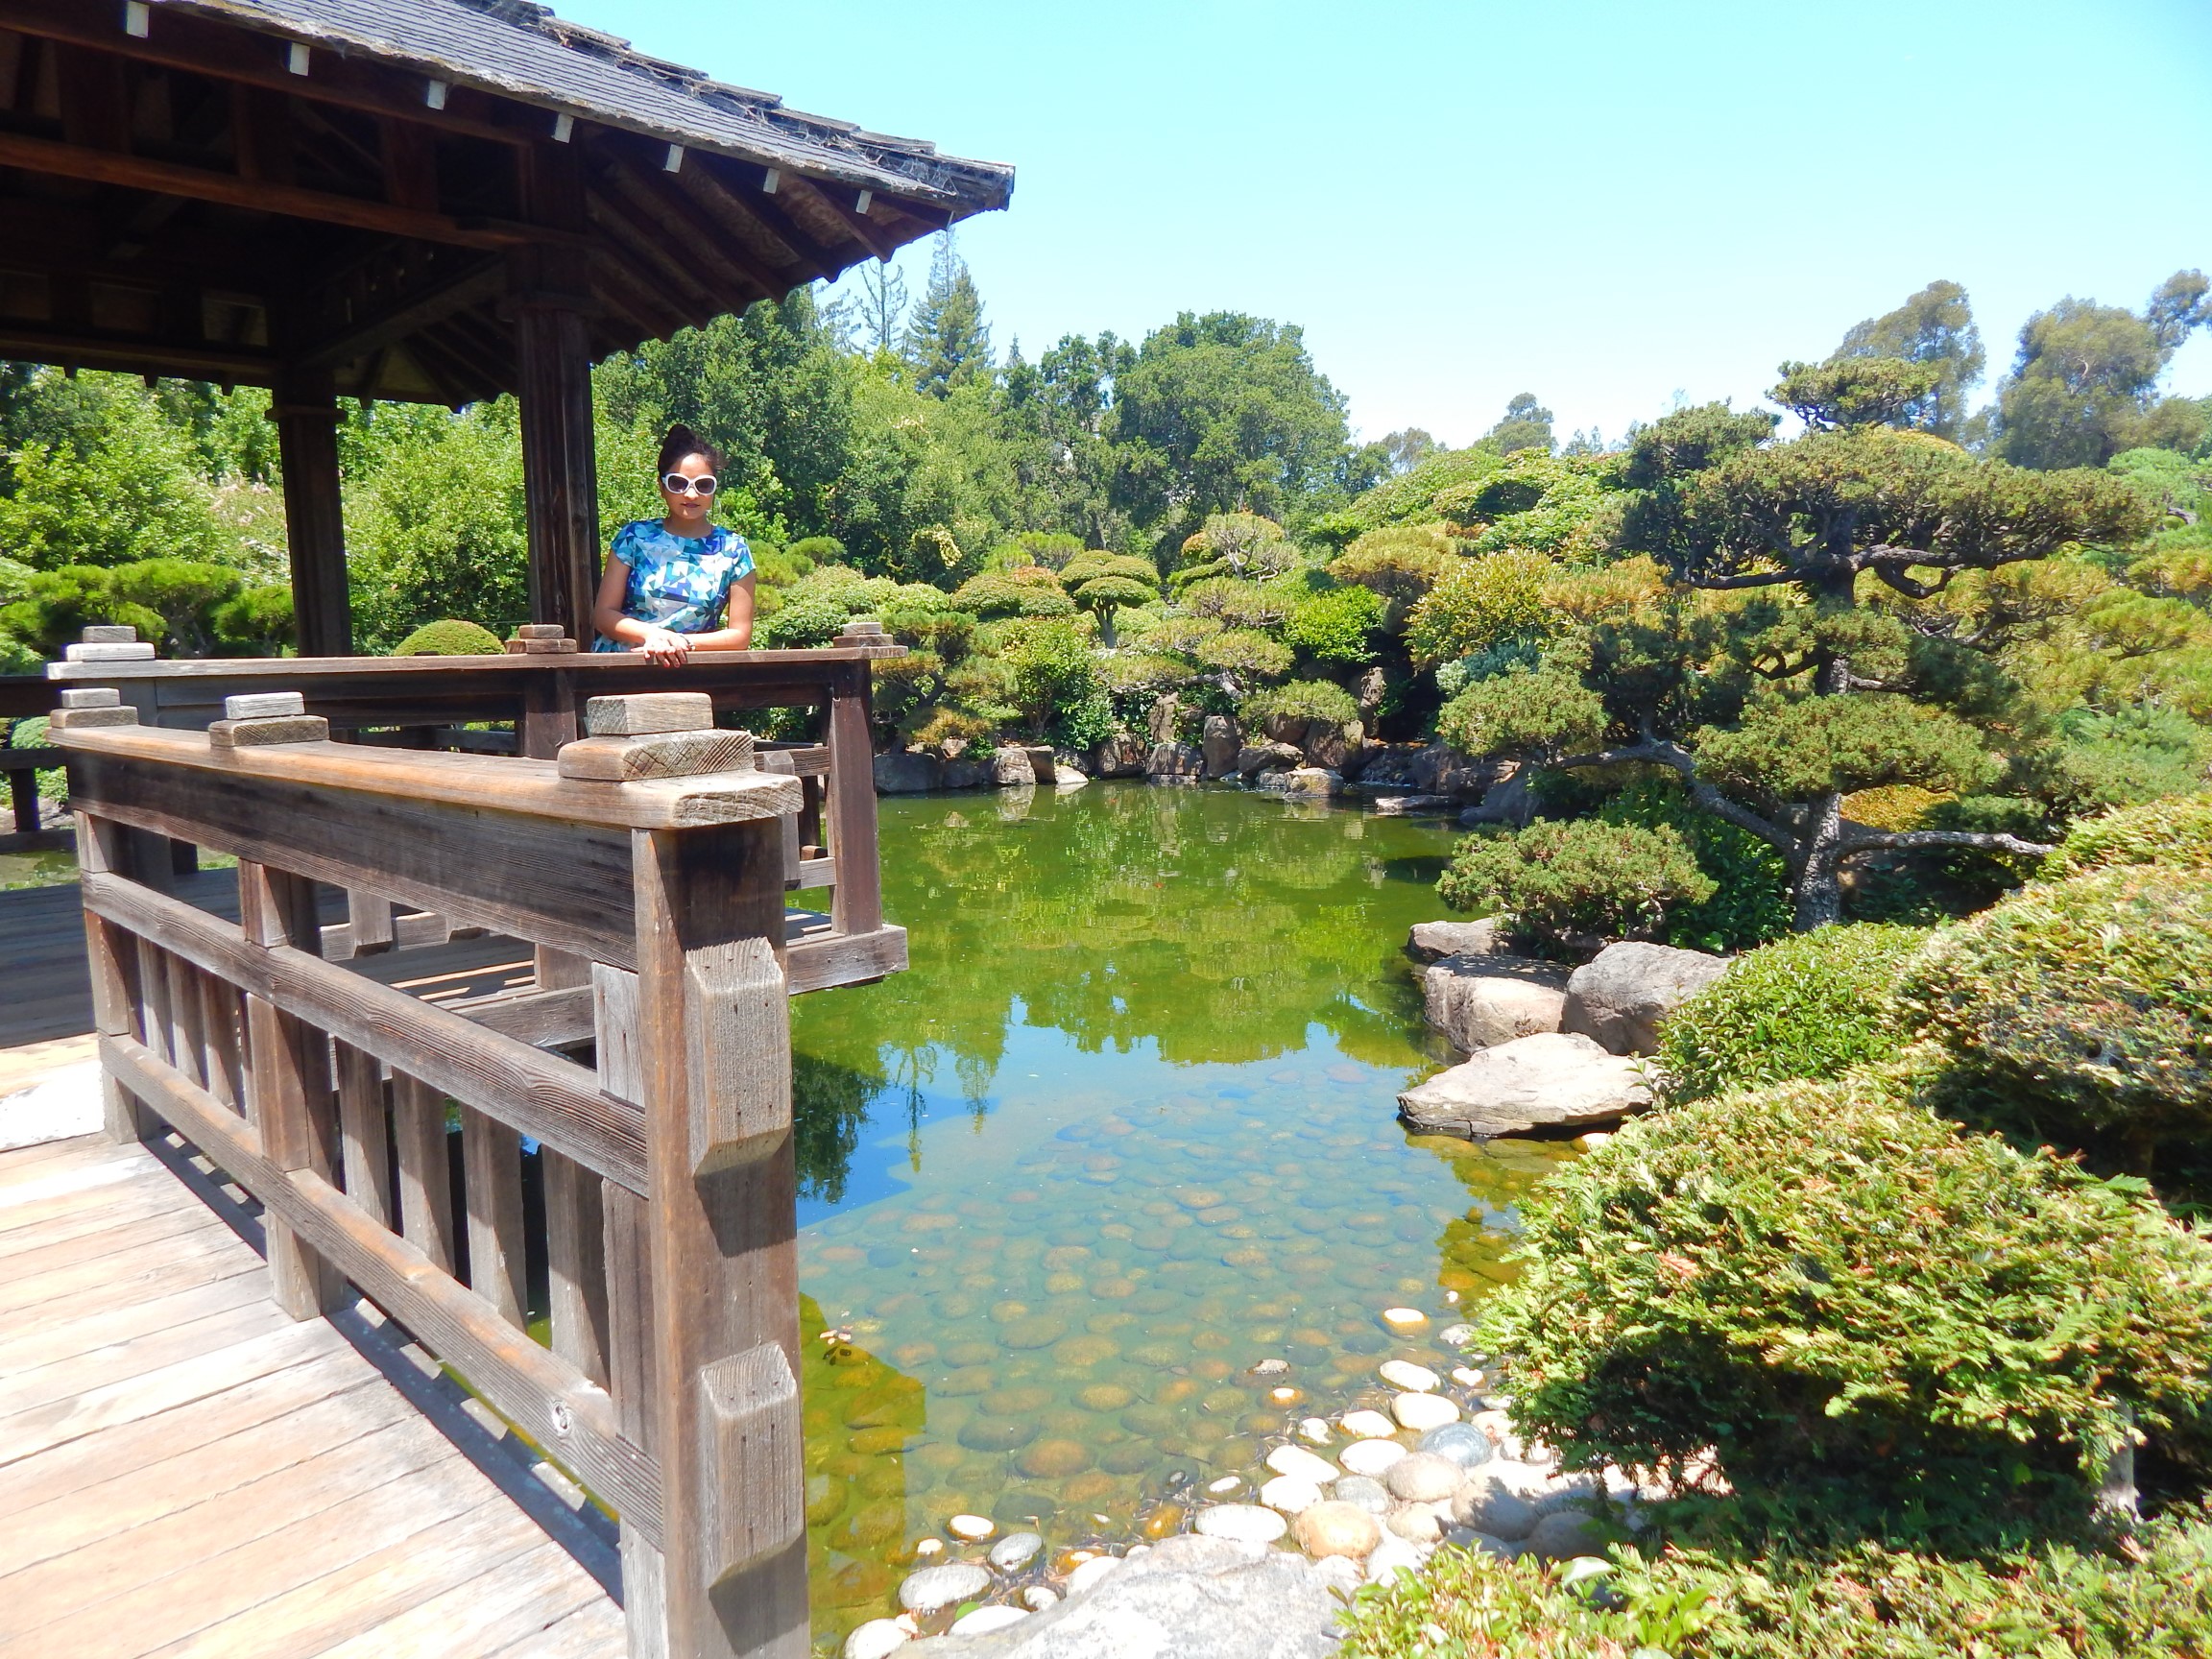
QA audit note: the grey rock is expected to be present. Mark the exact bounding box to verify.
[1397,1032,1652,1139]
[906,1534,1342,1659]
[1452,1471,1539,1542]
[1051,751,1092,784]
[1146,742,1205,783]
[900,1562,994,1614]
[1417,1423,1496,1469]
[991,1531,1045,1573]
[1304,720,1361,772]
[1201,715,1240,781]
[1331,1474,1392,1514]
[1368,794,1456,816]
[1410,743,1496,799]
[1091,733,1149,778]
[1023,746,1058,784]
[1461,761,1536,828]
[1563,942,1731,1056]
[941,757,995,790]
[1265,767,1340,799]
[1236,741,1304,779]
[1526,1506,1611,1561]
[1358,744,1424,789]
[1146,694,1181,746]
[1422,955,1570,1053]
[874,751,942,794]
[992,748,1037,787]
[845,1619,913,1659]
[1384,1452,1465,1503]
[1407,920,1509,963]
[1262,711,1309,747]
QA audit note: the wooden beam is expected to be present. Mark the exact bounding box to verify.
[582,177,736,317]
[299,255,503,369]
[687,157,841,284]
[0,126,562,250]
[786,172,896,262]
[0,321,276,381]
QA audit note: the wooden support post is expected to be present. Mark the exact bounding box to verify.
[630,818,806,1659]
[462,1104,529,1327]
[511,144,599,642]
[826,662,882,937]
[334,1040,394,1228]
[74,812,150,1143]
[272,366,351,657]
[391,1072,456,1275]
[237,858,344,1317]
[544,1148,610,1385]
[10,763,40,835]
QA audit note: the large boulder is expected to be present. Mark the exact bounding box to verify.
[1147,743,1205,784]
[1397,1032,1651,1138]
[1304,720,1362,773]
[1562,941,1730,1056]
[1407,920,1509,963]
[874,751,941,794]
[1410,743,1495,800]
[1146,694,1181,746]
[1091,733,1149,778]
[1236,742,1304,781]
[1423,956,1569,1053]
[993,747,1037,787]
[1202,715,1240,781]
[906,1534,1342,1659]
[941,756,995,790]
[1259,767,1340,799]
[1460,761,1535,828]
[1023,746,1058,785]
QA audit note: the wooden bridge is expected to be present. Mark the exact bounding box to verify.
[3,645,904,1659]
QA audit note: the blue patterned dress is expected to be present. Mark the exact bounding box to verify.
[592,519,754,650]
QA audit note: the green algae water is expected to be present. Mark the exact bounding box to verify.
[788,782,1573,1644]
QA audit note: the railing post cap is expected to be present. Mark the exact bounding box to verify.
[59,686,121,709]
[81,624,139,643]
[585,692,714,736]
[558,727,756,782]
[223,691,306,721]
[63,640,157,662]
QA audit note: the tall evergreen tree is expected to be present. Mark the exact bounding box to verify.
[903,233,993,397]
[1992,269,2209,468]
[1831,280,1984,442]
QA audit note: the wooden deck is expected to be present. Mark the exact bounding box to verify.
[0,1130,626,1659]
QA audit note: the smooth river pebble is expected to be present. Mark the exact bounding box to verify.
[948,1513,995,1541]
[1260,1475,1323,1514]
[898,1563,991,1614]
[1378,1359,1438,1392]
[1194,1503,1289,1543]
[1265,1445,1339,1484]
[1340,1409,1397,1439]
[1338,1438,1408,1478]
[1393,1391,1460,1431]
[950,1607,1030,1637]
[1066,1555,1122,1596]
[989,1532,1044,1573]
[843,1620,911,1659]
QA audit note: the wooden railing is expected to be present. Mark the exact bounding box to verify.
[51,688,884,1659]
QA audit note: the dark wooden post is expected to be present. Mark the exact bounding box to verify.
[271,366,352,659]
[824,658,884,938]
[511,144,600,643]
[627,817,807,1659]
[74,811,148,1143]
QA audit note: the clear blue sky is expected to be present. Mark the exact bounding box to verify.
[562,0,2211,448]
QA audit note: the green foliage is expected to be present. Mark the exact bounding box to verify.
[1696,695,1998,801]
[347,404,528,650]
[1830,279,1987,443]
[902,233,993,397]
[1658,925,1924,1102]
[1771,356,1946,431]
[0,385,228,569]
[1241,678,1359,731]
[1194,627,1292,680]
[1280,584,1382,665]
[1435,661,1606,760]
[1343,445,1505,532]
[1896,862,2212,1133]
[1405,550,1559,667]
[0,559,288,658]
[1178,577,1288,629]
[2042,702,2212,809]
[1328,524,1457,620]
[391,618,505,657]
[1439,819,1716,950]
[1994,271,2210,469]
[1479,1072,2212,1499]
[2047,790,2212,877]
[949,566,1076,620]
[1483,392,1555,457]
[1599,780,1791,952]
[999,619,1104,741]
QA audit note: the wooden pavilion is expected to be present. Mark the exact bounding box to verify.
[0,0,1013,652]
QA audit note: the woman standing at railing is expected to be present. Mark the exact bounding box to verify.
[591,424,757,666]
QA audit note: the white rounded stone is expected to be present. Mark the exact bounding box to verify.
[898,1563,992,1614]
[1365,1533,1427,1582]
[949,1606,1029,1637]
[843,1619,910,1659]
[1340,1409,1397,1439]
[1437,1324,1477,1346]
[1022,1587,1060,1611]
[1299,1417,1334,1444]
[1065,1555,1122,1597]
[1338,1437,1409,1478]
[1393,1391,1461,1431]
[1381,1308,1429,1332]
[1206,1475,1243,1495]
[1379,1359,1438,1392]
[947,1513,995,1541]
[1194,1503,1289,1543]
[1266,1444,1339,1484]
[1260,1475,1323,1514]
[1452,1366,1485,1388]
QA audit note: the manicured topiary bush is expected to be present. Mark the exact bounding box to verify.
[2045,790,2212,878]
[1440,819,1714,953]
[392,618,504,656]
[1241,678,1359,732]
[1477,1074,2212,1503]
[1658,925,1924,1102]
[1895,864,2212,1132]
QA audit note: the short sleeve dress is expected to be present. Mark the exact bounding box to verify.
[593,519,754,651]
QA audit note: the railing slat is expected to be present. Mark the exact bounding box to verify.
[391,1072,457,1276]
[461,1105,528,1327]
[544,1148,610,1388]
[335,1041,395,1230]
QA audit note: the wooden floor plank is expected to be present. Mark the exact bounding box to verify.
[0,1132,108,1177]
[0,1315,344,1470]
[145,1498,554,1659]
[0,1413,465,1642]
[0,1294,297,1420]
[0,1148,163,1218]
[0,1267,269,1379]
[0,1374,412,1578]
[306,1540,610,1659]
[0,1173,203,1259]
[0,1246,264,1361]
[0,1348,368,1513]
[22,1443,493,1657]
[0,1196,226,1280]
[487,1595,629,1659]
[0,1221,251,1322]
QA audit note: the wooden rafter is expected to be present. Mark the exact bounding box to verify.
[301,256,505,370]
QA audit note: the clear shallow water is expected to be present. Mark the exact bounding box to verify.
[787,783,1574,1641]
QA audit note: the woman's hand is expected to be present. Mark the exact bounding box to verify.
[639,627,692,667]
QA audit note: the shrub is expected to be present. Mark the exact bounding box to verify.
[1435,662,1606,760]
[2046,790,2212,877]
[999,620,1101,740]
[1328,524,1457,615]
[1241,678,1358,732]
[1478,1074,2212,1503]
[1405,549,1560,667]
[1658,925,1924,1102]
[784,535,846,565]
[949,567,1075,620]
[1281,584,1382,665]
[1439,819,1715,951]
[1142,613,1223,660]
[1338,1516,2212,1659]
[1599,780,1791,952]
[1895,863,2212,1133]
[1179,577,1288,630]
[392,618,504,656]
[752,590,852,649]
[1194,627,1292,679]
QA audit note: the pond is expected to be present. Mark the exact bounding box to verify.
[788,781,1575,1644]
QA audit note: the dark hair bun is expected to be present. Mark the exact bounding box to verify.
[657,422,727,477]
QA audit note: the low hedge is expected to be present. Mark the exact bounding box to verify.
[1896,863,2212,1134]
[1440,818,1715,954]
[1337,1512,2212,1659]
[392,618,503,656]
[1657,925,1923,1102]
[1476,1074,2212,1506]
[2045,790,2212,878]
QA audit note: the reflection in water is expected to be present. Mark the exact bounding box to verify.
[789,784,1572,1645]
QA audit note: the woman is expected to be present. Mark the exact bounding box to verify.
[591,424,756,664]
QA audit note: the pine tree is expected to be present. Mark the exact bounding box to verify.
[902,232,993,397]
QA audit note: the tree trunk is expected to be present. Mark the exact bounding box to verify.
[1098,608,1118,649]
[1791,791,1848,929]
